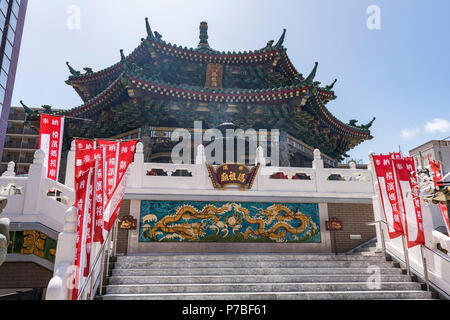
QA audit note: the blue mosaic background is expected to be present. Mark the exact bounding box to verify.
[139,200,320,243]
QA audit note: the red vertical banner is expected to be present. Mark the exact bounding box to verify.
[93,146,105,244]
[75,139,95,179]
[390,152,402,160]
[39,114,64,181]
[72,141,97,299]
[71,139,137,299]
[393,157,425,248]
[72,163,93,300]
[96,140,118,202]
[83,147,103,276]
[103,140,138,231]
[372,154,404,239]
[430,160,450,235]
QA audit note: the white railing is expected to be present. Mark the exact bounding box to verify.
[0,141,375,300]
[0,150,74,233]
[369,152,450,298]
[46,205,120,300]
[111,145,375,198]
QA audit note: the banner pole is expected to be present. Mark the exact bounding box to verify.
[447,199,450,232]
[379,222,388,260]
[88,159,99,299]
[113,219,119,257]
[401,234,411,276]
[77,168,93,300]
[420,245,430,291]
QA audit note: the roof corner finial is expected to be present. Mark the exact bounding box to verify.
[305,61,318,85]
[361,117,376,129]
[198,21,209,49]
[326,78,337,90]
[66,61,80,76]
[145,17,154,39]
[20,100,37,115]
[120,49,131,71]
[274,28,286,49]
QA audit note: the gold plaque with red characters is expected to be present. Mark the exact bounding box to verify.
[205,63,223,88]
[206,163,259,190]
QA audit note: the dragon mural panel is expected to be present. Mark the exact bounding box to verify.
[139,201,320,243]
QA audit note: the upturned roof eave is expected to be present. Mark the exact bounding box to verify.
[65,36,297,85]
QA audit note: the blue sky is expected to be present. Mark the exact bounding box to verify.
[11,0,450,162]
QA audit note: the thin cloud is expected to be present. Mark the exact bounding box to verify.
[401,128,420,139]
[424,118,450,133]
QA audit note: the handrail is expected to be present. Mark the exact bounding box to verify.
[77,222,115,300]
[370,218,450,297]
[384,244,450,300]
[368,219,450,260]
[423,242,450,262]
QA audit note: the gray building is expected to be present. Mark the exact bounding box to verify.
[409,138,450,234]
[1,105,38,175]
[0,0,28,160]
[409,138,450,176]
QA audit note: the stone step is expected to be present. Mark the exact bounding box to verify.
[105,282,422,294]
[102,290,434,300]
[113,260,394,269]
[350,252,383,257]
[111,267,404,277]
[116,254,383,262]
[353,247,379,253]
[108,274,412,285]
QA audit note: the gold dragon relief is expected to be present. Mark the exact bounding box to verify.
[140,201,320,243]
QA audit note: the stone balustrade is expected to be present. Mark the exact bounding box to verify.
[0,151,75,233]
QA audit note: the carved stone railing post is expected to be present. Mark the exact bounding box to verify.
[255,146,266,191]
[195,144,208,189]
[2,162,15,177]
[312,149,323,170]
[23,150,46,215]
[313,149,323,192]
[195,144,206,165]
[46,206,78,300]
[348,160,356,170]
[65,140,76,188]
[129,142,144,188]
[255,146,266,166]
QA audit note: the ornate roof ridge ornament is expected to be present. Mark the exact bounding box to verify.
[66,61,81,76]
[196,21,217,53]
[304,61,318,85]
[198,21,209,49]
[361,117,376,129]
[20,100,38,115]
[326,78,337,90]
[120,49,132,71]
[20,100,53,115]
[145,17,154,39]
[274,28,286,49]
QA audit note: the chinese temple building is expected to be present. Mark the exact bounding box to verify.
[23,19,374,167]
[2,19,448,302]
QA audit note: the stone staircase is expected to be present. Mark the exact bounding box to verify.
[101,248,436,300]
[347,237,380,256]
